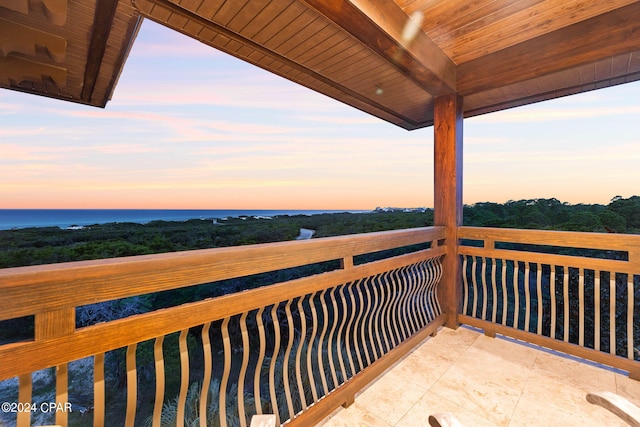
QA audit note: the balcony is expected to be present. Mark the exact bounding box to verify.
[0,226,638,426]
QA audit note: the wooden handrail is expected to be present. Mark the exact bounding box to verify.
[0,226,446,321]
[459,226,640,254]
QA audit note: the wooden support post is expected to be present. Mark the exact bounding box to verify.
[433,93,463,329]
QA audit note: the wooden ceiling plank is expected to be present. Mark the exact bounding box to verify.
[167,11,189,30]
[448,0,637,64]
[302,0,456,95]
[238,1,293,39]
[226,0,270,33]
[176,0,203,13]
[213,0,250,27]
[304,37,355,70]
[595,58,613,82]
[291,28,345,65]
[275,15,329,57]
[429,0,544,46]
[194,0,224,21]
[262,8,317,51]
[181,19,204,37]
[458,2,640,96]
[251,2,306,46]
[316,47,371,79]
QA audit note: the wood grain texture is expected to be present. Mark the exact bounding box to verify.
[458,2,640,95]
[0,227,444,321]
[433,93,463,328]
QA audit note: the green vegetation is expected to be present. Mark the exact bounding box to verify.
[1,197,638,270]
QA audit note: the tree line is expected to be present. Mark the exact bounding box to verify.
[0,196,638,270]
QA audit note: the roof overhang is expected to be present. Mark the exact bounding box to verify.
[2,0,640,129]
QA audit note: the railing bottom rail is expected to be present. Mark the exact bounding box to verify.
[460,315,640,381]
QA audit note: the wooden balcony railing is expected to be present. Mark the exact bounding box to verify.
[458,227,640,379]
[0,227,446,427]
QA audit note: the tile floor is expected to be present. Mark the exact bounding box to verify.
[317,326,640,426]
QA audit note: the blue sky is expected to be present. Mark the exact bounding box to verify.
[1,19,638,209]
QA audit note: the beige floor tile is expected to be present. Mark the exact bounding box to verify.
[615,373,640,403]
[511,372,628,426]
[430,362,522,426]
[396,391,498,427]
[354,369,429,426]
[531,350,618,393]
[316,403,392,427]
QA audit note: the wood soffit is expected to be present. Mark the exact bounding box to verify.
[2,0,640,129]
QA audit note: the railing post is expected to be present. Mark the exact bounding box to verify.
[433,93,463,329]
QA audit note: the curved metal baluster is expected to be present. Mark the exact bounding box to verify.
[609,273,616,355]
[306,292,320,403]
[177,330,190,427]
[471,256,479,319]
[199,324,212,427]
[219,319,231,427]
[152,336,165,427]
[352,279,366,372]
[326,287,340,388]
[268,304,281,425]
[380,271,395,349]
[316,289,330,396]
[579,268,585,347]
[343,281,358,376]
[481,258,488,321]
[414,260,429,328]
[513,261,520,330]
[335,285,349,381]
[254,307,266,414]
[125,343,137,427]
[594,271,601,351]
[411,262,425,331]
[389,268,404,343]
[491,259,498,323]
[462,256,470,316]
[501,260,508,326]
[563,267,570,342]
[370,275,384,359]
[422,259,435,323]
[386,269,400,348]
[434,255,444,315]
[294,297,308,411]
[394,266,409,339]
[524,262,531,332]
[550,266,557,339]
[400,265,416,336]
[282,299,296,420]
[362,276,374,366]
[238,312,250,427]
[627,275,634,359]
[402,265,416,336]
[536,264,543,335]
[94,353,105,427]
[425,258,438,322]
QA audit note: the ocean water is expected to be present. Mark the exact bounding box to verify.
[0,209,364,230]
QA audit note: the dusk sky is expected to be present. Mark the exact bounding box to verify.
[1,20,639,210]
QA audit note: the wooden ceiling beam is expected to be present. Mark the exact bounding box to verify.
[80,0,118,104]
[457,2,640,96]
[301,0,456,96]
